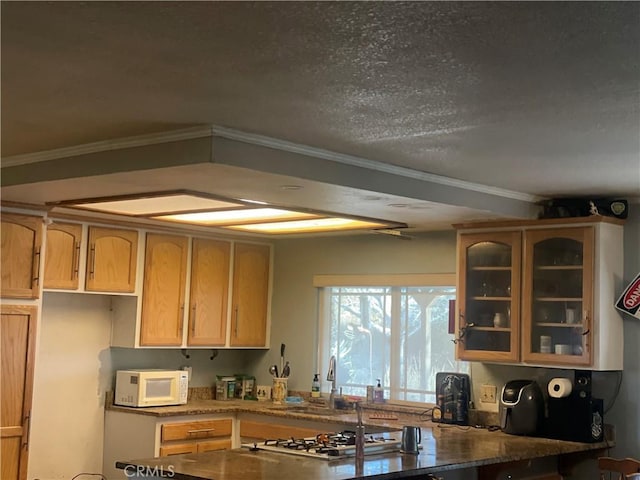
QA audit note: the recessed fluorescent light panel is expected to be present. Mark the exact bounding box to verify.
[70,193,243,216]
[155,208,320,226]
[225,218,389,234]
[54,190,404,235]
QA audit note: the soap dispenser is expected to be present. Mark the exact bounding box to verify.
[311,373,321,398]
[373,379,384,403]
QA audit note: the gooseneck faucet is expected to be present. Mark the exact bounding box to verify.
[327,355,337,409]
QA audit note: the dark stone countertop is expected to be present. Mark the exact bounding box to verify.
[115,405,613,480]
[105,398,434,429]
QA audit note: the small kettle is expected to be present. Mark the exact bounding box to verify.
[400,426,421,454]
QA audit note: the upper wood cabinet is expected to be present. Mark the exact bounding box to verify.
[521,227,594,367]
[456,231,522,363]
[455,217,624,370]
[1,214,43,299]
[85,226,138,293]
[187,238,230,347]
[230,242,271,347]
[43,222,82,290]
[140,233,189,346]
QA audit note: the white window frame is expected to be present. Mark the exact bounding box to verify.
[315,273,466,406]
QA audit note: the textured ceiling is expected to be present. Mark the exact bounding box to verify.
[1,2,639,230]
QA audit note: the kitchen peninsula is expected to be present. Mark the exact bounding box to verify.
[112,400,613,480]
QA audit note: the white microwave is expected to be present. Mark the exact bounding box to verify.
[114,369,188,407]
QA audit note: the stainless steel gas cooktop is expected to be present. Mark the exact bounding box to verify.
[242,430,402,460]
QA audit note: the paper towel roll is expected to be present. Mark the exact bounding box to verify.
[548,377,573,398]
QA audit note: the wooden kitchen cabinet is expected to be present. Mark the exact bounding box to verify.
[85,226,138,293]
[230,242,271,347]
[159,419,232,456]
[521,227,594,366]
[456,230,522,363]
[187,238,230,346]
[1,213,43,299]
[0,305,38,480]
[455,217,624,370]
[239,420,319,440]
[140,233,189,346]
[111,234,271,349]
[103,412,234,478]
[43,221,83,290]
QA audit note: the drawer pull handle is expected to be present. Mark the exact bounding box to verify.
[187,428,215,435]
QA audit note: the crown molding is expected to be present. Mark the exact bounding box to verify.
[1,124,542,204]
[1,126,214,167]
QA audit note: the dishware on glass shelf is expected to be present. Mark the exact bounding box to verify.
[565,308,577,324]
[555,344,572,355]
[540,335,552,353]
[493,313,507,328]
[400,426,421,454]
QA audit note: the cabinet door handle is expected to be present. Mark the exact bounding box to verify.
[32,248,41,287]
[72,241,81,279]
[23,412,31,449]
[179,304,185,335]
[234,306,239,337]
[582,310,591,336]
[191,304,197,334]
[89,244,96,278]
[187,428,215,435]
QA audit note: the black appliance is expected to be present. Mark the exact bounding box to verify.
[500,380,545,436]
[545,371,604,443]
[434,372,470,425]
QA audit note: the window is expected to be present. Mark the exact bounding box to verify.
[316,274,468,404]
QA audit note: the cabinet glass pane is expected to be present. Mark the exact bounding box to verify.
[530,237,584,356]
[464,241,513,352]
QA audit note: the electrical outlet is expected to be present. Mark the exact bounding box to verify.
[480,384,497,403]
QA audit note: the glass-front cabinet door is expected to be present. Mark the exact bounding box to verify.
[522,227,594,366]
[456,231,521,362]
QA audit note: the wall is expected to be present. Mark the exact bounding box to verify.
[609,209,640,458]
[28,293,251,480]
[29,293,113,480]
[245,230,457,392]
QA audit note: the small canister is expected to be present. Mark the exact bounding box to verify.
[366,385,374,403]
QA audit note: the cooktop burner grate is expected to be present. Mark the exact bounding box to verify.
[244,430,402,460]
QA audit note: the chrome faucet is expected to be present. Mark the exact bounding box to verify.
[327,355,337,409]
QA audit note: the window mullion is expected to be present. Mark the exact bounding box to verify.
[389,287,402,400]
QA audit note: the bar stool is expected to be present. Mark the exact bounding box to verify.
[598,457,640,479]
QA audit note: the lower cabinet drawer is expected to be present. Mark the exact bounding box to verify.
[197,438,232,452]
[239,420,319,440]
[159,443,197,456]
[161,419,233,442]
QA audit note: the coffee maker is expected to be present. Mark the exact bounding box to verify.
[545,370,604,443]
[434,372,470,425]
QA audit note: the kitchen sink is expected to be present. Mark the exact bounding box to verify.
[267,405,338,417]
